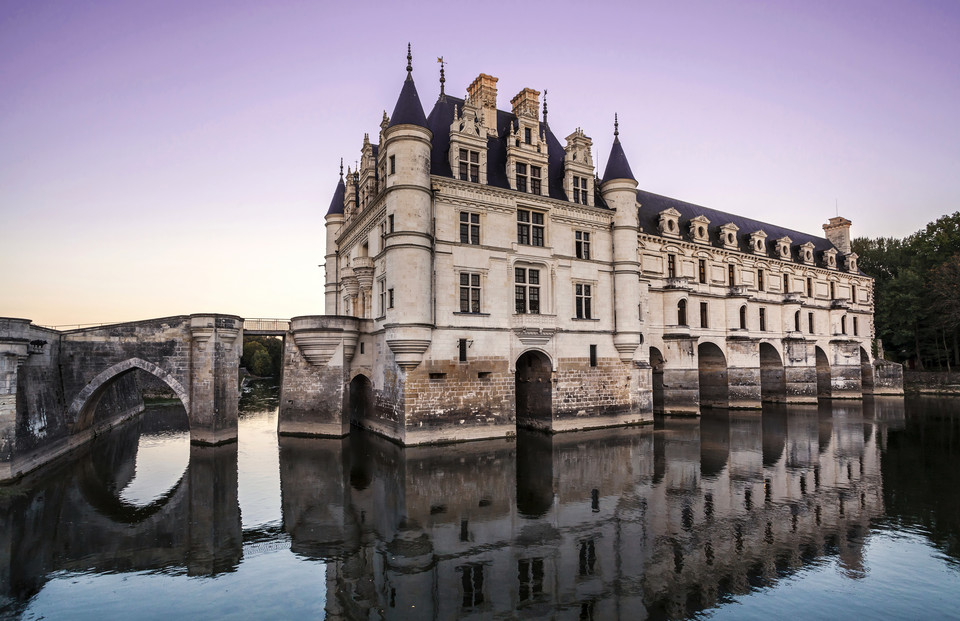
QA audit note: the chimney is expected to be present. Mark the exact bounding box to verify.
[467,73,499,131]
[823,216,852,254]
[511,88,540,120]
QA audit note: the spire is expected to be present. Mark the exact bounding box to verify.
[602,114,636,183]
[542,89,548,125]
[438,56,446,100]
[388,43,428,128]
[326,164,346,216]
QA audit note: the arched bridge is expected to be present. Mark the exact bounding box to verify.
[0,314,242,482]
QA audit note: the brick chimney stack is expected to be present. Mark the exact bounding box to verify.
[467,73,499,133]
[510,87,540,120]
[823,216,853,254]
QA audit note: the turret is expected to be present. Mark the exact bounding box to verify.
[324,161,346,315]
[381,44,434,370]
[600,115,643,361]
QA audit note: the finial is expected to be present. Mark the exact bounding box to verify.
[437,56,445,99]
[339,158,343,180]
[614,113,619,138]
[542,89,548,125]
[406,43,412,75]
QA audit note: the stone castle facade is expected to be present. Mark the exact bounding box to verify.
[278,49,903,445]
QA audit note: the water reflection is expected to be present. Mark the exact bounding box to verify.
[4,392,960,619]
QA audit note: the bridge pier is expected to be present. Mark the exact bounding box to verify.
[188,315,242,445]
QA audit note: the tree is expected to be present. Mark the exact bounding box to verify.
[249,349,273,377]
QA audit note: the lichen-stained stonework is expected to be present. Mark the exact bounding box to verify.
[281,53,902,445]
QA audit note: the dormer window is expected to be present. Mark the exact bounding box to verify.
[689,215,711,244]
[573,176,589,205]
[658,208,682,238]
[459,149,480,183]
[846,253,858,273]
[800,242,816,265]
[824,248,837,269]
[524,127,532,144]
[720,223,740,250]
[749,230,767,255]
[776,237,793,261]
[516,163,527,192]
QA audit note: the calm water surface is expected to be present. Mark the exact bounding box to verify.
[2,380,959,620]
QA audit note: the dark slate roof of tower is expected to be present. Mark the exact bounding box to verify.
[326,177,346,216]
[388,75,428,128]
[602,137,636,183]
[635,190,840,265]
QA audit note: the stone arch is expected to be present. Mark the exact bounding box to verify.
[698,342,729,409]
[759,342,786,402]
[68,358,190,430]
[739,305,747,330]
[859,347,874,392]
[815,346,831,397]
[348,373,374,425]
[677,299,688,326]
[650,346,665,414]
[515,349,553,431]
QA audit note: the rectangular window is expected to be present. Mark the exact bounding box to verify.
[728,264,736,286]
[573,176,589,205]
[589,344,598,367]
[459,273,481,313]
[575,283,592,319]
[458,149,480,182]
[759,307,766,331]
[852,284,858,303]
[579,539,597,576]
[831,282,836,299]
[389,155,396,174]
[524,127,532,144]
[460,564,485,609]
[380,221,387,249]
[783,274,789,293]
[808,312,814,334]
[853,316,859,335]
[459,338,468,362]
[530,165,541,195]
[841,315,847,334]
[388,288,395,309]
[516,162,528,193]
[518,558,544,602]
[575,231,591,260]
[667,254,676,278]
[807,277,813,297]
[700,302,708,328]
[378,280,386,316]
[758,269,764,291]
[517,209,544,246]
[460,212,480,245]
[698,259,706,283]
[515,267,540,314]
[388,214,394,233]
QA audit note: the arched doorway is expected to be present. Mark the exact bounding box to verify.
[759,343,786,402]
[815,347,831,398]
[516,350,552,431]
[349,374,374,424]
[650,347,665,414]
[860,347,874,393]
[698,342,729,409]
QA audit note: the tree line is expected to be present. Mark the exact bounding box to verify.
[241,336,283,377]
[853,212,960,370]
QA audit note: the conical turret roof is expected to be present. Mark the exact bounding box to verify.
[602,115,636,183]
[388,45,427,128]
[326,175,346,216]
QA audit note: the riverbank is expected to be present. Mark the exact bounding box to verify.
[904,370,960,394]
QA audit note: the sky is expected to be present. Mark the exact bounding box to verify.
[2,0,958,326]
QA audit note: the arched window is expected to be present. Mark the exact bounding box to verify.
[794,310,801,332]
[678,299,688,326]
[841,315,847,334]
[739,305,747,330]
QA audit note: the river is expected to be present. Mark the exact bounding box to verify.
[1,380,958,619]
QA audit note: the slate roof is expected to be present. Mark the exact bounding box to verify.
[635,190,839,264]
[602,137,636,183]
[388,74,428,128]
[326,177,346,216]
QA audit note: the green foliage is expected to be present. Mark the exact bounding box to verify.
[241,336,283,377]
[854,212,960,369]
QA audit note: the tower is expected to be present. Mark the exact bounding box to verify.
[324,162,346,315]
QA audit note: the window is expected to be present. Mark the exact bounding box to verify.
[518,558,544,602]
[831,282,836,299]
[380,221,387,249]
[841,315,847,334]
[700,302,708,328]
[378,280,386,316]
[524,127,532,144]
[389,155,396,175]
[460,564,484,609]
[516,162,527,193]
[530,166,541,195]
[758,269,765,291]
[759,307,766,331]
[589,344,598,367]
[698,259,706,283]
[458,149,480,182]
[794,310,801,332]
[808,312,814,334]
[579,539,597,576]
[852,284,858,303]
[388,288,394,309]
[515,267,540,314]
[459,338,468,362]
[575,283,592,319]
[460,212,480,245]
[459,273,481,313]
[678,299,687,326]
[739,305,747,330]
[853,316,859,336]
[728,264,736,286]
[807,277,813,297]
[667,254,676,278]
[388,214,394,233]
[575,231,591,259]
[517,209,544,246]
[573,176,589,205]
[783,274,789,293]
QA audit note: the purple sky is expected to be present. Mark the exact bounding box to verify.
[2,0,958,326]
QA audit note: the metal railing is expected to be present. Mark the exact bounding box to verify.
[243,318,291,333]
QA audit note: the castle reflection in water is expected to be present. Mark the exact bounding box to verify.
[0,397,910,619]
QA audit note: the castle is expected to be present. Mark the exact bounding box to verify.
[277,47,903,445]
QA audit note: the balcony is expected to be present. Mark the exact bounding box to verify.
[783,292,803,304]
[728,285,750,297]
[831,298,850,310]
[665,277,692,291]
